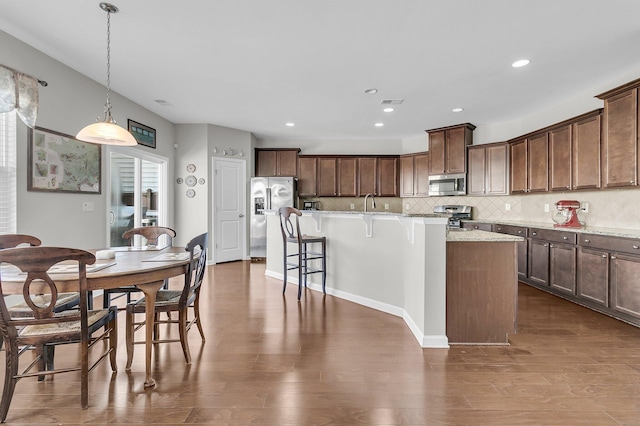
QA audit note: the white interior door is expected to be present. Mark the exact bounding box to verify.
[213,157,246,263]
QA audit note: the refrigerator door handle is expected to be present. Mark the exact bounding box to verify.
[266,187,272,210]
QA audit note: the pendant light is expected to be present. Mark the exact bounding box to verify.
[76,2,137,146]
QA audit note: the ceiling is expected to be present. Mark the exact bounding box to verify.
[2,1,640,141]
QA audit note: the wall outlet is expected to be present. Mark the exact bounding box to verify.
[405,203,410,210]
[544,203,550,213]
[505,203,511,211]
[384,203,389,210]
[82,201,94,212]
[582,202,589,213]
[350,203,355,210]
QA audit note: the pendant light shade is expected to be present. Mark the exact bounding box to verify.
[77,2,137,146]
[77,121,137,146]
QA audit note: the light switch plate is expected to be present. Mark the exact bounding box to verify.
[505,203,511,211]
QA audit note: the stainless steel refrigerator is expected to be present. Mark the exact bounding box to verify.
[250,177,297,259]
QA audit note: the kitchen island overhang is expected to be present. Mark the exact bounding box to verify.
[264,210,522,348]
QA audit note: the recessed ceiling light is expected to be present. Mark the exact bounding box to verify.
[364,88,378,94]
[452,107,463,113]
[512,59,530,68]
[374,122,384,127]
[383,107,394,113]
[285,122,295,127]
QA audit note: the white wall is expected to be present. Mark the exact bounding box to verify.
[2,30,176,249]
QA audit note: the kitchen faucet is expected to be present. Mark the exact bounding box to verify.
[364,193,376,212]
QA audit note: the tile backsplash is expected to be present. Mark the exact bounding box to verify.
[305,187,640,230]
[403,187,640,230]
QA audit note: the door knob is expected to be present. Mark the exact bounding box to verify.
[239,214,245,217]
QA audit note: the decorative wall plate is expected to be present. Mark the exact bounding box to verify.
[185,175,197,187]
[186,163,196,173]
[198,178,206,185]
[186,189,196,198]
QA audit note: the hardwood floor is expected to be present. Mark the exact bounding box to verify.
[2,260,640,425]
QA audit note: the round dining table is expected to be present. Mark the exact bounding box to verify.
[0,246,190,388]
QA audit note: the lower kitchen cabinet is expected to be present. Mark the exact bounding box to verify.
[528,238,549,286]
[494,224,528,279]
[610,252,640,321]
[577,246,610,307]
[549,242,577,295]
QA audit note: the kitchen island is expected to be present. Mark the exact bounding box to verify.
[265,211,522,347]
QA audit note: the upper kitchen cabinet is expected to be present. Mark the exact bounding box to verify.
[358,156,399,197]
[597,81,639,188]
[467,143,509,196]
[317,157,338,196]
[337,157,358,197]
[509,132,548,193]
[549,124,572,191]
[572,110,602,190]
[426,123,475,175]
[528,132,549,192]
[297,156,318,197]
[510,139,527,194]
[400,153,429,197]
[255,148,300,177]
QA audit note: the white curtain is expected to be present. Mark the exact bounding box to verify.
[0,65,39,128]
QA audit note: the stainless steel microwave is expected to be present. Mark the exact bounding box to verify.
[428,173,467,196]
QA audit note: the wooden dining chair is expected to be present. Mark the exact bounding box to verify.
[125,232,208,370]
[102,226,177,308]
[0,234,83,315]
[278,207,327,300]
[0,246,118,422]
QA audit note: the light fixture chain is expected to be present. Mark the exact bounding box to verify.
[104,8,113,120]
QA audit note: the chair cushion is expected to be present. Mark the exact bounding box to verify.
[19,309,113,337]
[8,292,80,317]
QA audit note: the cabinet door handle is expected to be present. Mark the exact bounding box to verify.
[563,236,568,240]
[602,254,608,258]
[544,243,548,247]
[633,245,639,250]
[584,239,591,243]
[532,232,537,236]
[611,256,617,259]
[549,244,554,248]
[518,230,522,234]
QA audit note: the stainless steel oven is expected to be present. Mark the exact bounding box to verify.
[428,173,466,196]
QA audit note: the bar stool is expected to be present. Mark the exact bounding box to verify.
[278,207,326,300]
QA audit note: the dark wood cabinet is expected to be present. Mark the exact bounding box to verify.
[527,132,549,192]
[549,242,577,295]
[468,143,508,195]
[400,153,428,197]
[317,157,337,196]
[427,123,475,175]
[461,221,493,231]
[597,83,638,188]
[577,246,609,307]
[572,111,602,190]
[549,125,572,191]
[255,148,299,177]
[297,157,318,197]
[357,157,377,195]
[337,157,358,197]
[510,139,527,194]
[377,157,399,197]
[610,252,640,320]
[528,238,549,286]
[493,224,528,279]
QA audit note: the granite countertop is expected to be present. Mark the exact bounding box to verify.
[446,229,524,242]
[464,219,640,239]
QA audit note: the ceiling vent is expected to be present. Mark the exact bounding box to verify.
[380,99,404,105]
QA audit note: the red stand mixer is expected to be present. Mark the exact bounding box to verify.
[552,200,584,229]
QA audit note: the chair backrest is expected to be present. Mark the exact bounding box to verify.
[180,233,208,307]
[0,234,41,249]
[0,247,95,332]
[278,207,303,243]
[122,226,176,248]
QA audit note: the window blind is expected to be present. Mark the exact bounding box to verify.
[0,111,17,234]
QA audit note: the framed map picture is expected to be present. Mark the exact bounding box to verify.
[27,127,101,194]
[128,119,156,149]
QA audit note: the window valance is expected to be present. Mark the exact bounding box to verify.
[0,65,39,128]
